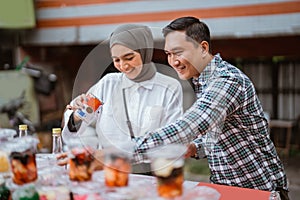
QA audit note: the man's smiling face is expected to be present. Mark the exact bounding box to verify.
[164,31,204,80]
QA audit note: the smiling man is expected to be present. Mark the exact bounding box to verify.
[133,16,289,199]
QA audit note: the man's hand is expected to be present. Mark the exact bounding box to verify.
[185,143,197,158]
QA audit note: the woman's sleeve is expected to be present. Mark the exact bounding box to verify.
[61,77,106,142]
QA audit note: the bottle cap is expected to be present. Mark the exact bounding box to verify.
[52,128,62,136]
[19,124,28,131]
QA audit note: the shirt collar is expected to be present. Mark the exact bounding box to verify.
[121,74,154,90]
[192,53,221,86]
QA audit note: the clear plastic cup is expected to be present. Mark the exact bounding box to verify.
[6,136,39,185]
[147,144,187,198]
[0,128,17,142]
[0,150,10,174]
[103,142,133,187]
[0,129,17,175]
[11,183,39,200]
[65,138,95,182]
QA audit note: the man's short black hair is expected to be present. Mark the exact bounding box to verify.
[163,16,212,53]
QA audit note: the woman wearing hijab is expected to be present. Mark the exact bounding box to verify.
[61,24,183,174]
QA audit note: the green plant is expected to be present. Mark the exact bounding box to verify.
[185,158,210,175]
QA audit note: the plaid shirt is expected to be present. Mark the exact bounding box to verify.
[133,54,287,191]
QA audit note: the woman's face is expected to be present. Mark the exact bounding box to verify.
[111,44,143,79]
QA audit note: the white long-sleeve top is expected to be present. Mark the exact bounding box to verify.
[62,72,183,149]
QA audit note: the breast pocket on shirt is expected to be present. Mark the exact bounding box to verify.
[142,106,164,131]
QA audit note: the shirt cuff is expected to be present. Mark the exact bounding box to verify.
[67,112,82,132]
[192,140,206,159]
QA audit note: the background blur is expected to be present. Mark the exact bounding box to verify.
[0,0,299,198]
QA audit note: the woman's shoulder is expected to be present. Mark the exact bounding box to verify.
[154,72,181,86]
[97,72,122,84]
[90,73,122,98]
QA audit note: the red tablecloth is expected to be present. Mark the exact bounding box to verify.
[198,182,271,200]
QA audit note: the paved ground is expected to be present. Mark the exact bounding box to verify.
[282,153,300,200]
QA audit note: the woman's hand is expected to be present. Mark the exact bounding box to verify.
[67,94,88,122]
[90,150,105,171]
[73,94,87,109]
[55,150,104,171]
[56,152,69,166]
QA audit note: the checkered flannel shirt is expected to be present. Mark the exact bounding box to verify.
[133,54,287,191]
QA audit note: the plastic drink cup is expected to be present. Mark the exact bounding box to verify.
[69,147,94,182]
[12,183,39,200]
[7,137,39,185]
[0,151,10,173]
[0,128,17,142]
[103,142,133,187]
[148,144,186,198]
[0,129,16,176]
[0,176,11,200]
[66,138,95,182]
[10,149,37,185]
[74,93,102,123]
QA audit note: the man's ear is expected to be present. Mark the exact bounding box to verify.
[200,41,210,58]
[200,41,209,53]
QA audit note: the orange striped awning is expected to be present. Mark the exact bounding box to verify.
[21,0,300,45]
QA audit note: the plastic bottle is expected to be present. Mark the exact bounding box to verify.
[52,128,63,154]
[18,124,28,137]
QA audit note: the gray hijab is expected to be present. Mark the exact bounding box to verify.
[110,24,156,82]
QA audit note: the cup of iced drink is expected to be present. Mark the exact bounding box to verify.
[103,142,133,187]
[7,136,39,185]
[66,138,95,182]
[148,144,186,198]
[0,128,17,175]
